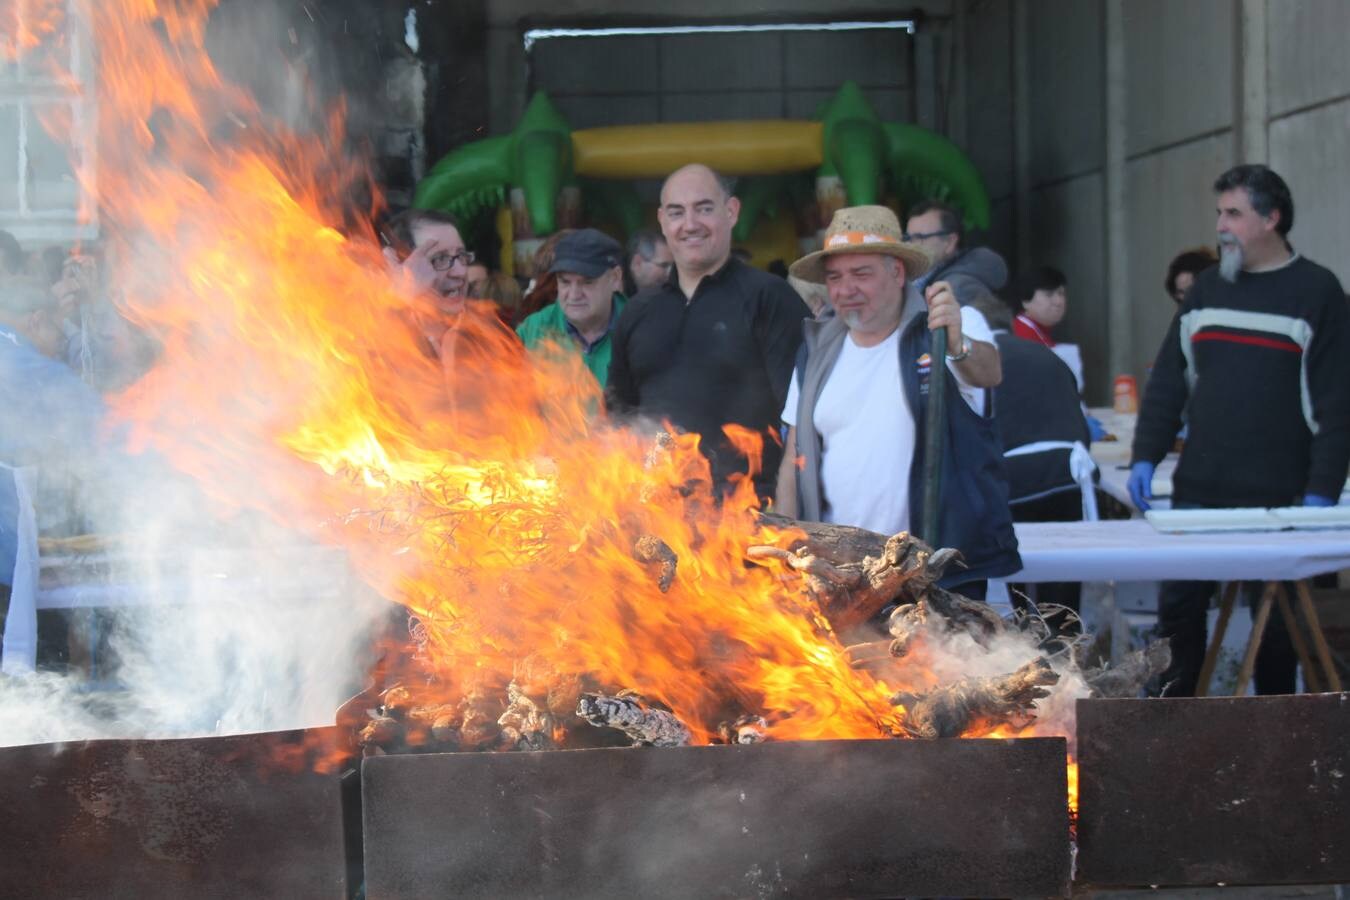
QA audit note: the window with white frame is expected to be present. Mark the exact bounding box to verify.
[0,0,96,243]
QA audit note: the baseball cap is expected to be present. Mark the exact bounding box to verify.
[548,228,622,278]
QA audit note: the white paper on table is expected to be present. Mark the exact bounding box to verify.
[1051,343,1084,393]
[0,464,40,674]
[1269,506,1350,530]
[1146,507,1284,533]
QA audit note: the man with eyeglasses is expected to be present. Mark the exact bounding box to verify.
[381,208,477,356]
[902,200,1008,313]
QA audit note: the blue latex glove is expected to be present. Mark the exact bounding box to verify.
[1127,461,1155,511]
[1304,493,1336,507]
[1085,415,1107,442]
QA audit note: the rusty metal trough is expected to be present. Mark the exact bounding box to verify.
[360,737,1072,900]
[0,727,348,900]
[4,694,1349,899]
[1076,694,1350,890]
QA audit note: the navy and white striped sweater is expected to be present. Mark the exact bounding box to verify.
[1131,254,1350,507]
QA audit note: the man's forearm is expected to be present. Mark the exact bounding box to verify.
[951,340,1001,388]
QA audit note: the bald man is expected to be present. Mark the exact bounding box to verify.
[605,164,810,500]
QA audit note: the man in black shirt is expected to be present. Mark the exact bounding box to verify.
[1130,164,1350,695]
[606,164,810,499]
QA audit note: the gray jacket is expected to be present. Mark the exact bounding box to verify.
[913,246,1009,310]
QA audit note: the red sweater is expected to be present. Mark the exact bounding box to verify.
[1013,314,1056,347]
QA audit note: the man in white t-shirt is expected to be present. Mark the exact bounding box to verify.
[774,205,1021,597]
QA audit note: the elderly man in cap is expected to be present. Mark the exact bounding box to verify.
[775,206,1020,598]
[517,228,627,388]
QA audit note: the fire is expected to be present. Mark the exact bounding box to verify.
[18,0,1080,774]
[30,0,902,744]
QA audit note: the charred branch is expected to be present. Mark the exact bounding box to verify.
[576,690,692,747]
[749,515,967,633]
[717,715,769,744]
[498,681,556,750]
[844,638,897,670]
[885,588,1008,658]
[892,658,1060,739]
[631,534,678,593]
[1084,640,1172,698]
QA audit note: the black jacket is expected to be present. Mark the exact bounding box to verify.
[992,332,1093,504]
[606,258,809,499]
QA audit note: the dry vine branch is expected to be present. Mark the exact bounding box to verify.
[749,514,967,633]
[1084,640,1172,698]
[576,690,693,747]
[892,658,1060,739]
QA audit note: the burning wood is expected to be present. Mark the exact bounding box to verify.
[887,589,1009,657]
[344,514,1163,758]
[576,691,693,747]
[1084,640,1172,698]
[351,677,511,755]
[358,714,403,751]
[457,684,506,750]
[717,715,770,744]
[748,516,965,633]
[498,681,556,750]
[631,534,678,593]
[892,658,1060,739]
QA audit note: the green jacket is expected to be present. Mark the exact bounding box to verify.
[516,293,626,387]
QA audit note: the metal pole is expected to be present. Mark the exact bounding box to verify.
[921,325,947,544]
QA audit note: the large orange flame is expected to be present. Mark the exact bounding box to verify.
[18,0,1079,793]
[24,0,902,744]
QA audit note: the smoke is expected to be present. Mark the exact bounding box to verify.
[882,607,1093,750]
[0,442,392,747]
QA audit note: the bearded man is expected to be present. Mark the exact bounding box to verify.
[1129,164,1350,696]
[775,206,1020,599]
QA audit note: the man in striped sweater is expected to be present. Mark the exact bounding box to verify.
[1129,164,1350,695]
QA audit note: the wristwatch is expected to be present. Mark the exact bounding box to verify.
[947,336,973,362]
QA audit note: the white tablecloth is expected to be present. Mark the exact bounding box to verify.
[1011,519,1350,583]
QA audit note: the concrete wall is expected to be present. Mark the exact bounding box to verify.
[960,0,1350,403]
[1025,0,1108,401]
[1267,1,1350,296]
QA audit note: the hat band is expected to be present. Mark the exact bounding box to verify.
[824,230,901,249]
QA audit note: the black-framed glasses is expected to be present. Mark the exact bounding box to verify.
[902,230,953,242]
[429,250,474,271]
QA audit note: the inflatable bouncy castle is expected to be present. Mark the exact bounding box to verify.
[413,81,990,276]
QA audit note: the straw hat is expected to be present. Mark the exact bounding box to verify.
[789,205,932,284]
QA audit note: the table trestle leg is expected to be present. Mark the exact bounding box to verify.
[1233,582,1278,697]
[1294,580,1343,692]
[1196,581,1240,698]
[1275,583,1322,693]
